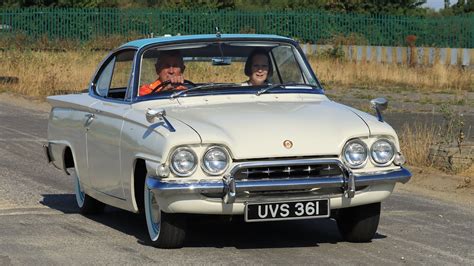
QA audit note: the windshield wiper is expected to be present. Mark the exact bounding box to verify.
[170,83,240,99]
[256,83,321,96]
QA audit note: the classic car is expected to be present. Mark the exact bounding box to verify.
[44,33,411,248]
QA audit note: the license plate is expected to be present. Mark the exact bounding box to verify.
[245,199,330,222]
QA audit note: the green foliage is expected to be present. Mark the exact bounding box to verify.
[439,103,465,146]
[440,0,474,15]
[0,0,430,14]
[234,0,326,10]
[323,0,428,15]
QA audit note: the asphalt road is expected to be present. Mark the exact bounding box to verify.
[0,100,473,265]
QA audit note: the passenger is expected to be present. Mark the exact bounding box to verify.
[139,50,187,96]
[244,49,273,86]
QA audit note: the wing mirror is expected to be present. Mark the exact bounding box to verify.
[370,97,388,122]
[145,108,176,132]
[146,108,166,123]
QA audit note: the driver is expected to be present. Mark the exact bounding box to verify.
[139,50,187,96]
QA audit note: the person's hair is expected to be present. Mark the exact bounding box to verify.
[244,48,273,77]
[155,50,185,72]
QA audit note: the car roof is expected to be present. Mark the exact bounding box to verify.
[120,34,295,49]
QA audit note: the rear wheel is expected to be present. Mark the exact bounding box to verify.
[336,202,381,242]
[144,184,186,248]
[69,167,105,214]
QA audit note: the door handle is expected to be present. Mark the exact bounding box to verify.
[84,113,95,127]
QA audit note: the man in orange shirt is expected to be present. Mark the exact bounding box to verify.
[139,50,187,96]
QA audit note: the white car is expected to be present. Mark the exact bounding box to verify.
[45,34,411,248]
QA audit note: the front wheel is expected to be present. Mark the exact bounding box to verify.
[336,202,381,242]
[144,184,186,248]
[69,167,105,214]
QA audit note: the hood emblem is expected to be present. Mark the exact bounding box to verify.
[283,140,293,149]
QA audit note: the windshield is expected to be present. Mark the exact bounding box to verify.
[138,41,320,98]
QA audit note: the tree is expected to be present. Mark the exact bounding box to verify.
[323,0,427,14]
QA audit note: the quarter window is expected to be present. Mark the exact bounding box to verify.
[93,50,136,100]
[271,46,304,84]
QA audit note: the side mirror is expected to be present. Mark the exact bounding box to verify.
[146,108,166,123]
[370,97,388,122]
[145,108,176,132]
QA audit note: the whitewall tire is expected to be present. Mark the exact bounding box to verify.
[144,184,186,248]
[68,167,105,214]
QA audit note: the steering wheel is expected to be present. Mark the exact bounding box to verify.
[149,79,196,94]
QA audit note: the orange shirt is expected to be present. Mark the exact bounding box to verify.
[139,79,186,96]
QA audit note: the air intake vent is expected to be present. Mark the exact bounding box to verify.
[234,163,342,180]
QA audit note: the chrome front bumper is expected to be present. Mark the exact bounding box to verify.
[146,159,411,204]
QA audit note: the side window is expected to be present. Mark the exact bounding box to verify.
[271,46,304,84]
[94,50,136,100]
[96,58,115,97]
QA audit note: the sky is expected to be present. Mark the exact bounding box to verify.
[424,0,459,10]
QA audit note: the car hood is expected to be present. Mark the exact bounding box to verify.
[165,97,371,159]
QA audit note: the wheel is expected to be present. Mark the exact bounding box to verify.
[144,184,186,248]
[69,167,105,214]
[336,202,381,242]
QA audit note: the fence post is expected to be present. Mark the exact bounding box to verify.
[348,45,353,61]
[417,47,424,65]
[439,48,447,64]
[366,46,372,62]
[376,46,382,63]
[462,48,470,66]
[396,47,403,64]
[428,48,435,65]
[450,48,458,65]
[357,46,363,62]
[386,47,392,64]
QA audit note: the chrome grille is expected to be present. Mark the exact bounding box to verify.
[234,163,342,180]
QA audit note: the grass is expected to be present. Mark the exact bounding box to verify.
[0,49,472,98]
[311,57,473,93]
[399,123,440,167]
[0,50,104,97]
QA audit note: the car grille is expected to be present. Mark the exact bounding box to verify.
[233,163,342,180]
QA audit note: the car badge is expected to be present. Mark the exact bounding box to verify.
[283,140,293,149]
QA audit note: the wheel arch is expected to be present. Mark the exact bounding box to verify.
[132,158,147,213]
[64,146,74,170]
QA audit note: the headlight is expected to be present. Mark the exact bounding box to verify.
[370,139,395,165]
[202,146,230,175]
[343,139,368,168]
[170,147,197,176]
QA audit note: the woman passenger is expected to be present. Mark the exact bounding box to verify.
[244,49,273,86]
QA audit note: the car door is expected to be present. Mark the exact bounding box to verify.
[85,49,136,199]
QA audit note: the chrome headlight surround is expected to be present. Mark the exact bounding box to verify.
[169,147,198,177]
[342,139,368,169]
[370,139,395,166]
[201,146,230,176]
